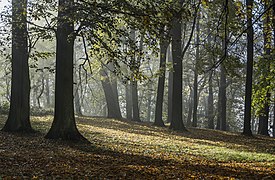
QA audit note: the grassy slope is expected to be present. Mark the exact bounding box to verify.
[0,115,274,179]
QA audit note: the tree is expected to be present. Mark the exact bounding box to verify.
[243,0,254,136]
[258,0,271,136]
[100,66,122,119]
[169,0,187,131]
[2,0,34,132]
[154,36,169,127]
[45,0,87,142]
[192,11,200,128]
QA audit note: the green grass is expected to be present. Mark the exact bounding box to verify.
[0,115,274,179]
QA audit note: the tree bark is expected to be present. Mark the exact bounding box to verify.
[101,67,122,119]
[45,0,87,142]
[125,82,133,120]
[258,1,271,136]
[154,38,168,127]
[169,6,187,131]
[208,74,214,129]
[192,13,200,127]
[167,44,173,123]
[2,0,33,133]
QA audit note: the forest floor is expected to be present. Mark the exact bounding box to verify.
[0,115,274,179]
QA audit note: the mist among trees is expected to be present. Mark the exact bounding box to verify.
[0,0,274,178]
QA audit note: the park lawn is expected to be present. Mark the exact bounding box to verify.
[0,115,274,179]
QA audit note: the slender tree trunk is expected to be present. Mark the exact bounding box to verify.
[2,0,33,132]
[167,44,173,123]
[243,0,254,136]
[37,74,45,109]
[45,0,87,142]
[186,89,193,127]
[208,74,214,129]
[146,83,153,122]
[192,14,200,127]
[154,38,168,127]
[45,74,51,108]
[220,63,227,131]
[258,1,271,136]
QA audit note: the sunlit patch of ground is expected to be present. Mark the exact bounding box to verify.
[0,115,274,179]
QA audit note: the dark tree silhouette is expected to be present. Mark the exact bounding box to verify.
[243,0,254,136]
[154,37,168,127]
[2,0,33,133]
[45,0,87,142]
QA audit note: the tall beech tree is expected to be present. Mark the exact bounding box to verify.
[2,0,33,132]
[45,0,86,141]
[243,0,253,136]
[169,0,186,131]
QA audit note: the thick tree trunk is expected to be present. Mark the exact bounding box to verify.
[169,10,186,131]
[101,68,122,119]
[243,0,253,136]
[154,38,168,127]
[45,0,87,142]
[2,0,33,133]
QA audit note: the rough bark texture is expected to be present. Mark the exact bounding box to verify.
[45,0,87,142]
[169,10,186,131]
[154,38,168,127]
[2,0,33,133]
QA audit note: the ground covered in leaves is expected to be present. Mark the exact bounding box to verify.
[0,115,274,179]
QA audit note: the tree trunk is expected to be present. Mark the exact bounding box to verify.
[220,63,227,131]
[45,0,87,142]
[2,0,33,133]
[258,1,271,136]
[192,14,200,127]
[169,7,186,131]
[186,89,193,127]
[101,68,122,119]
[45,74,51,108]
[208,74,214,129]
[125,82,133,120]
[167,44,173,123]
[243,0,254,136]
[131,81,140,122]
[154,38,168,127]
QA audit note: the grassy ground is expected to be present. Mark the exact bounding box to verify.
[0,115,274,179]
